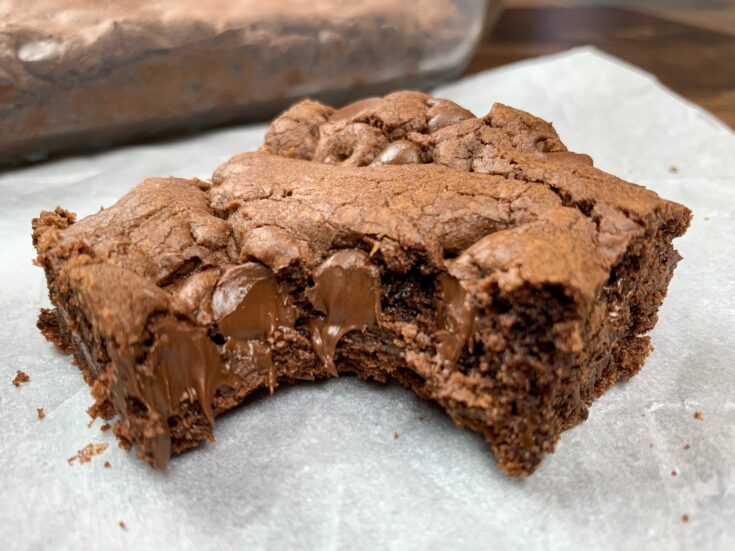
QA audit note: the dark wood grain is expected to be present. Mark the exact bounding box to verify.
[466,7,735,128]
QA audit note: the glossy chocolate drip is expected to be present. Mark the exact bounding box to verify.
[544,151,594,166]
[306,250,381,374]
[435,274,475,366]
[146,318,231,468]
[212,263,296,393]
[426,98,474,133]
[329,97,382,124]
[370,140,423,167]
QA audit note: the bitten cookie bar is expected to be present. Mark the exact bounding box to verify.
[33,98,690,476]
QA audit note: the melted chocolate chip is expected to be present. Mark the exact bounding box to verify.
[212,263,296,394]
[146,318,232,468]
[435,274,475,366]
[306,250,381,374]
[370,140,423,167]
[426,99,474,133]
[329,97,382,124]
[212,263,296,338]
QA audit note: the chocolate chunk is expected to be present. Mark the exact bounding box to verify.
[212,264,296,339]
[426,98,475,132]
[329,97,382,123]
[370,141,424,167]
[213,263,296,393]
[434,275,475,366]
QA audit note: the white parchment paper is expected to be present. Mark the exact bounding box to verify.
[1,47,733,551]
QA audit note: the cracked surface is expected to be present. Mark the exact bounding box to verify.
[33,96,690,476]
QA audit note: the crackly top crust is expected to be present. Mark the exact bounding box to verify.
[262,91,691,265]
[36,142,687,345]
[33,94,691,336]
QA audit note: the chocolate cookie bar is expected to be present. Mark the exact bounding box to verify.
[1,0,495,164]
[33,100,690,476]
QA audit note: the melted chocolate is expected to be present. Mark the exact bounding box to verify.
[370,140,423,167]
[435,274,475,366]
[306,250,381,374]
[212,263,296,393]
[146,319,231,468]
[426,98,474,133]
[329,97,381,123]
[212,263,296,338]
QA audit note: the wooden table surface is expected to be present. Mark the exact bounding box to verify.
[466,6,735,128]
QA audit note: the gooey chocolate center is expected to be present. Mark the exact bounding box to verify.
[142,250,477,468]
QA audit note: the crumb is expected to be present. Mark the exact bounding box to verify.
[119,521,127,530]
[68,442,109,465]
[104,461,111,469]
[393,432,400,440]
[418,416,426,421]
[671,470,677,477]
[37,408,45,420]
[640,412,645,417]
[87,418,95,428]
[669,166,678,173]
[703,216,710,221]
[649,443,654,448]
[683,443,691,450]
[100,423,111,432]
[681,514,689,522]
[693,411,703,421]
[12,370,30,387]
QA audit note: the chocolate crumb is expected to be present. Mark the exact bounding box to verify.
[12,370,30,387]
[693,411,703,421]
[671,470,677,477]
[669,166,679,173]
[104,461,111,469]
[119,521,127,530]
[703,216,711,221]
[683,443,691,450]
[37,408,45,420]
[87,418,95,428]
[100,423,111,432]
[393,432,400,440]
[68,442,109,465]
[681,514,689,522]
